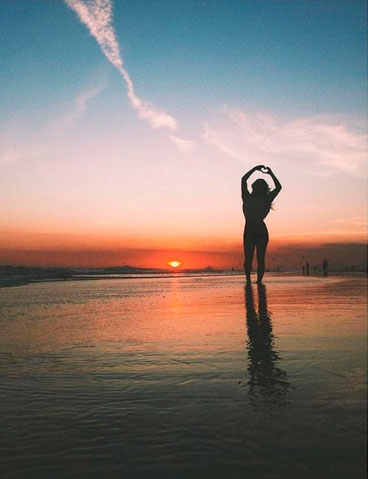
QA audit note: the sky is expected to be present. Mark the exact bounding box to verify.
[0,0,367,269]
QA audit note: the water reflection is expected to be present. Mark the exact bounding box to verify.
[245,284,291,408]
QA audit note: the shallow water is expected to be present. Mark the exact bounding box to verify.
[0,275,366,478]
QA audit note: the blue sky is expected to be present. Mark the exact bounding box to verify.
[1,0,366,121]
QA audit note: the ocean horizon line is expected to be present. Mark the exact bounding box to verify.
[0,264,366,289]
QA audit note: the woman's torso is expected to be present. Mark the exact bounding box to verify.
[242,195,272,223]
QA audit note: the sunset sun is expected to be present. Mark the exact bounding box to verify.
[168,260,181,268]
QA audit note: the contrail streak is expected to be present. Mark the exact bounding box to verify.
[65,0,177,131]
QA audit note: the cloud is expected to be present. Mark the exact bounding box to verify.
[53,84,105,130]
[332,216,366,230]
[0,121,45,167]
[65,0,177,131]
[0,141,45,167]
[204,107,367,175]
[169,135,196,153]
[0,83,102,167]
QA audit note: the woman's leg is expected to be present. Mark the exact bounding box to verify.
[244,241,256,283]
[256,242,267,283]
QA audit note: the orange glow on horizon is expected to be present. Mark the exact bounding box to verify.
[168,260,181,268]
[0,229,365,269]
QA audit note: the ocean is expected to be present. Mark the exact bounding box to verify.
[1,274,366,478]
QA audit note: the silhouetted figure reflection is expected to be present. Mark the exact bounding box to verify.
[242,165,282,284]
[245,284,291,408]
[305,261,310,276]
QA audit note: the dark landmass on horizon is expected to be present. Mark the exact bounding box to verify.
[0,265,226,288]
[0,264,366,289]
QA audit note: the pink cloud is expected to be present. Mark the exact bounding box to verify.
[204,107,367,175]
[169,135,196,153]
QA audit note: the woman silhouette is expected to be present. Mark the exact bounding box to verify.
[241,165,282,284]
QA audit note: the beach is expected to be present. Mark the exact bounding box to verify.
[0,274,366,478]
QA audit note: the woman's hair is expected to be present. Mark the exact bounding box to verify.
[251,179,270,196]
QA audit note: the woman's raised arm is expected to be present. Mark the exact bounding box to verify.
[266,167,282,200]
[241,165,264,199]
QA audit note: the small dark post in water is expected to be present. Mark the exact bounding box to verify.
[306,261,310,276]
[302,265,305,275]
[322,259,329,277]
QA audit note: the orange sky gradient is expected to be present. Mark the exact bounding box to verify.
[0,227,365,270]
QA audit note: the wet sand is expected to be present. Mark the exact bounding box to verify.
[0,274,366,478]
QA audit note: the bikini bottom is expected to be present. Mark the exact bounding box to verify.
[243,221,269,245]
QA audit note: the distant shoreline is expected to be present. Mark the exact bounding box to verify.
[0,265,365,289]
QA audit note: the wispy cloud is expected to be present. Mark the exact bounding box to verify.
[204,107,367,175]
[53,84,105,130]
[332,216,366,230]
[0,83,103,167]
[65,0,177,131]
[169,134,196,153]
[0,139,45,167]
[333,216,366,224]
[0,120,45,167]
